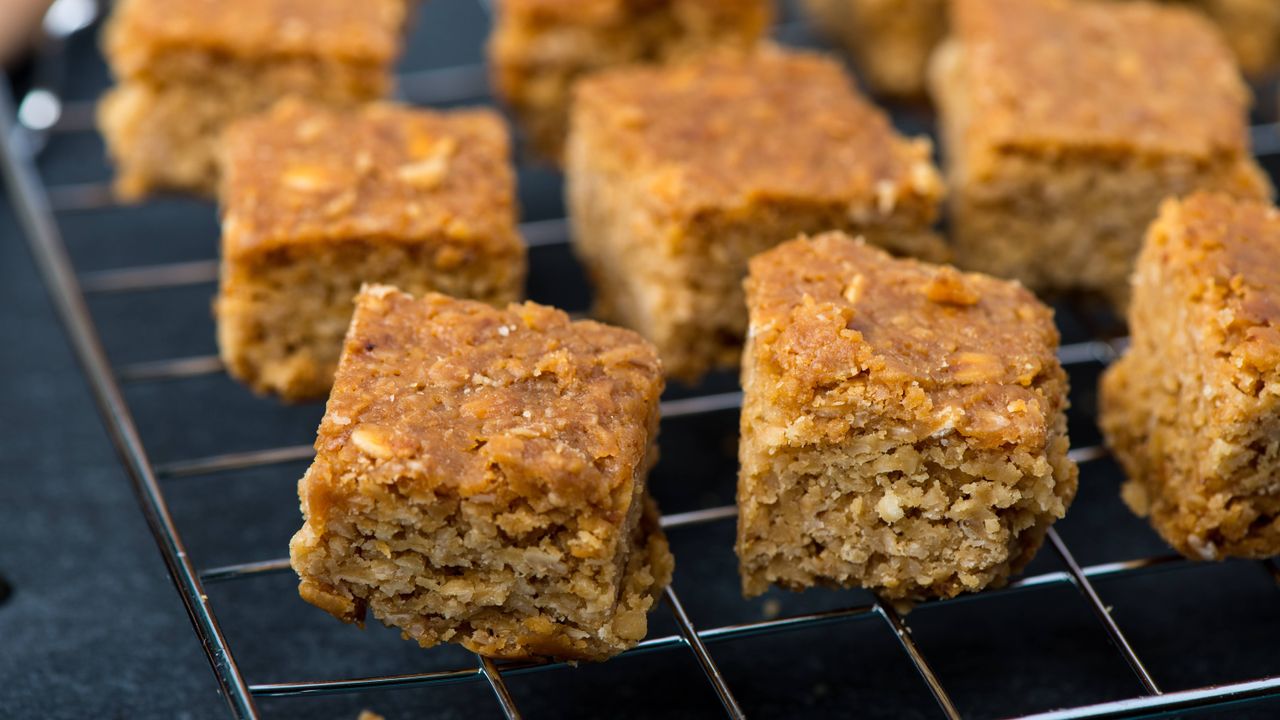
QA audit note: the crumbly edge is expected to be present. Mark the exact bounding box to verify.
[1101,213,1280,559]
[736,333,1077,602]
[801,0,945,98]
[567,126,944,382]
[216,238,525,401]
[488,2,766,160]
[289,444,673,661]
[98,52,389,199]
[930,39,1270,303]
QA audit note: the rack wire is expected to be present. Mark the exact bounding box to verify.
[5,1,1280,718]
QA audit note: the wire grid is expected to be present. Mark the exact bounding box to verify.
[5,2,1280,719]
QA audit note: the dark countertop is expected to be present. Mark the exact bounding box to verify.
[0,175,224,719]
[4,1,1280,718]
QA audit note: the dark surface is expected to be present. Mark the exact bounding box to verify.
[4,1,1280,718]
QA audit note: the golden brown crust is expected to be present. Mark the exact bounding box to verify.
[574,45,944,216]
[315,286,664,514]
[291,287,672,661]
[221,99,522,260]
[746,232,1060,450]
[1101,193,1280,559]
[104,0,405,76]
[950,0,1252,163]
[738,232,1075,601]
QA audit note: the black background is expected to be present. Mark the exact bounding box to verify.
[4,1,1280,718]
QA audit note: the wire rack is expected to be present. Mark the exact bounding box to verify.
[6,1,1280,718]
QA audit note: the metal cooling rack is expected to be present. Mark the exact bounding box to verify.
[6,1,1280,718]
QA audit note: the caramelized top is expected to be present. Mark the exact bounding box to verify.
[1147,193,1280,376]
[105,0,404,71]
[314,287,664,515]
[573,46,942,215]
[746,233,1064,448]
[221,100,521,260]
[951,0,1251,159]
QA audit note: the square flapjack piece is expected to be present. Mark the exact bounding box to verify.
[930,0,1270,304]
[567,46,946,382]
[801,0,946,98]
[737,232,1077,602]
[488,0,771,160]
[290,287,674,661]
[98,0,405,198]
[1101,193,1280,560]
[215,100,526,401]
